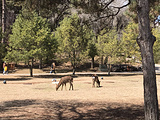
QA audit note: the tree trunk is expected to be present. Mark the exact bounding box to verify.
[39,58,42,69]
[2,0,6,43]
[72,68,75,75]
[71,61,76,75]
[72,50,76,75]
[107,64,111,76]
[100,56,103,65]
[91,57,94,68]
[136,0,159,119]
[29,59,33,77]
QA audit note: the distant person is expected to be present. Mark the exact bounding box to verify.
[50,62,56,74]
[3,61,6,70]
[3,61,8,75]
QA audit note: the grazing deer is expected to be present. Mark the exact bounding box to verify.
[56,76,73,91]
[92,74,100,87]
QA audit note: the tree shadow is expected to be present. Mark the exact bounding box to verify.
[0,99,37,113]
[0,77,32,81]
[0,99,145,120]
[33,74,79,79]
[31,73,140,79]
[45,101,145,120]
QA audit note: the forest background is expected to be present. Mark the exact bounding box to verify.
[0,0,160,76]
[1,0,160,119]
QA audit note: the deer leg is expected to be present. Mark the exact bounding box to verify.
[96,80,98,87]
[97,79,100,87]
[69,82,73,90]
[61,84,63,91]
[65,83,67,90]
[92,80,95,87]
[69,82,71,90]
[71,83,73,90]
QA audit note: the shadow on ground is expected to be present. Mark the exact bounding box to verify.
[0,73,141,82]
[0,99,145,120]
[0,77,32,81]
[33,73,141,79]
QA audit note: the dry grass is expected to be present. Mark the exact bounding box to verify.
[0,69,160,119]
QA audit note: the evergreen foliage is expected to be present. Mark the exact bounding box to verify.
[121,22,141,63]
[152,28,160,63]
[128,0,160,25]
[55,14,92,73]
[96,29,122,64]
[88,40,97,59]
[5,9,57,75]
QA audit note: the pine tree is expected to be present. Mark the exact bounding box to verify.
[5,9,57,76]
[136,0,159,119]
[96,29,122,75]
[121,22,141,63]
[55,14,91,74]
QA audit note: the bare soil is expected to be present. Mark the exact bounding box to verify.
[0,68,160,120]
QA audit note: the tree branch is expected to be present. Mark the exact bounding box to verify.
[91,0,131,23]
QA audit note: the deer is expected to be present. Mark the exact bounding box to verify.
[56,76,73,91]
[92,74,100,87]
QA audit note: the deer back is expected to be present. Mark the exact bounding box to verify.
[56,76,73,90]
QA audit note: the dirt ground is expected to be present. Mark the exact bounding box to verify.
[0,69,160,120]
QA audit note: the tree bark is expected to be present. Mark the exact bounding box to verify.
[91,57,94,68]
[39,58,42,69]
[100,56,103,65]
[107,64,111,76]
[29,59,33,77]
[72,50,76,75]
[136,0,159,119]
[2,0,6,43]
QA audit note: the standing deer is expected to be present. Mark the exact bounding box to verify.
[56,76,73,91]
[92,74,100,87]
